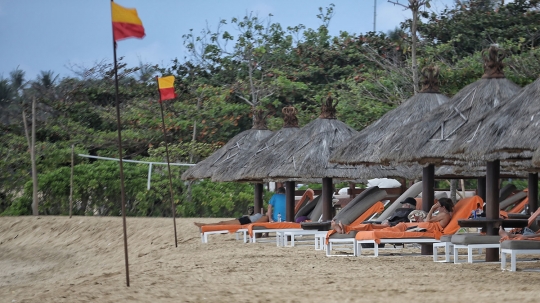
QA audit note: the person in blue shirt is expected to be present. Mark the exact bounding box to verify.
[267,186,287,222]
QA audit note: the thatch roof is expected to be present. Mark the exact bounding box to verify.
[259,96,382,181]
[211,106,300,182]
[446,76,540,164]
[265,117,362,180]
[330,66,449,165]
[532,149,540,167]
[180,110,273,180]
[378,46,521,166]
[435,162,529,178]
[266,164,422,183]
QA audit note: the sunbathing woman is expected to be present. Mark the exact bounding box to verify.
[412,198,454,229]
[330,197,418,234]
[194,206,268,228]
[499,226,540,241]
[354,197,455,236]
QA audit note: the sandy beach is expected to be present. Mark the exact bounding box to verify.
[1,216,540,303]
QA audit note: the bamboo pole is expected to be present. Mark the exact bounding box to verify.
[156,77,178,248]
[70,144,74,218]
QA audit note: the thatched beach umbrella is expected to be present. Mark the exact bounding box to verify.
[447,76,540,163]
[331,66,449,166]
[210,106,301,213]
[532,149,540,167]
[211,106,301,183]
[445,72,540,217]
[264,95,371,221]
[378,47,521,166]
[181,110,273,180]
[329,66,465,188]
[377,46,522,261]
[181,109,273,210]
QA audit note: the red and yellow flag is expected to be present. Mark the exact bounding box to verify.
[111,2,145,41]
[157,76,177,102]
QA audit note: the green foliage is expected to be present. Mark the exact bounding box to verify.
[4,4,540,218]
[419,0,540,58]
[180,180,272,218]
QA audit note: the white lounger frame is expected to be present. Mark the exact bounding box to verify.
[356,238,440,257]
[251,228,303,244]
[201,229,248,243]
[326,237,357,256]
[452,243,500,264]
[325,237,440,257]
[433,241,453,262]
[277,230,329,249]
[501,248,540,271]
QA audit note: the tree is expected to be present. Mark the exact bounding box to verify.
[419,0,540,59]
[22,96,38,215]
[388,0,431,93]
[183,12,293,126]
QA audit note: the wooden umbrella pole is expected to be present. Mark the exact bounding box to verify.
[485,160,500,262]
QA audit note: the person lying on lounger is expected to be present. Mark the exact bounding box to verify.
[499,225,538,241]
[330,197,417,234]
[193,206,268,227]
[335,198,454,233]
[411,198,454,229]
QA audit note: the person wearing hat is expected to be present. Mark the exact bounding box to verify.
[381,197,418,227]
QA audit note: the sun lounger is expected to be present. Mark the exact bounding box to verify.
[499,183,517,202]
[500,240,540,271]
[248,223,303,243]
[433,235,454,262]
[432,189,530,261]
[295,189,315,215]
[245,194,327,244]
[297,195,322,222]
[199,225,251,243]
[282,201,385,248]
[451,234,501,263]
[446,203,534,263]
[198,193,319,244]
[369,181,423,223]
[339,196,483,257]
[496,207,540,270]
[322,187,389,256]
[278,230,329,248]
[499,190,527,210]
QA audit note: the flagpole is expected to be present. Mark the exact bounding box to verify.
[156,77,178,248]
[111,0,130,287]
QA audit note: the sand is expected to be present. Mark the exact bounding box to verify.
[1,216,540,303]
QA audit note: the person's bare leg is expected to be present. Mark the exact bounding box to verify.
[338,221,345,234]
[194,219,241,228]
[332,220,342,234]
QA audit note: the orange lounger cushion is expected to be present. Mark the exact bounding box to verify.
[353,196,484,244]
[201,224,244,234]
[354,222,443,244]
[247,222,301,237]
[509,197,528,214]
[442,196,483,235]
[326,201,385,239]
